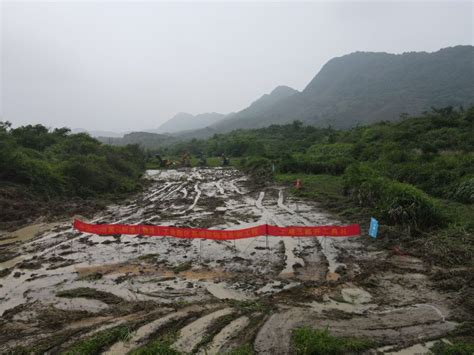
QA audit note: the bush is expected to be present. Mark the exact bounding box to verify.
[281,144,355,175]
[0,122,146,199]
[450,178,474,204]
[344,164,445,229]
[63,325,132,355]
[291,327,374,355]
[431,341,474,355]
[8,150,65,195]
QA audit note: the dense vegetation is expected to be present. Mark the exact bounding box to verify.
[0,122,146,198]
[291,327,375,354]
[161,107,474,265]
[166,107,473,204]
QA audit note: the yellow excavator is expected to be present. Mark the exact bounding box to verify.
[155,154,173,168]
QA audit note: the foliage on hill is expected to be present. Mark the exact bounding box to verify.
[0,122,146,198]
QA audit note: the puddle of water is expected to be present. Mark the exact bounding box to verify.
[0,255,25,269]
[0,222,60,246]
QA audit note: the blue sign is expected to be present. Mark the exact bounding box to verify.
[369,218,378,239]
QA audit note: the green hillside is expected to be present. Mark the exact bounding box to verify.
[212,46,474,131]
[0,122,146,229]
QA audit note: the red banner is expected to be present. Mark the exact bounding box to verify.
[73,219,360,240]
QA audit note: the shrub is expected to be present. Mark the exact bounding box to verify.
[9,150,65,195]
[239,156,274,185]
[450,178,474,204]
[344,164,444,229]
[63,325,132,355]
[431,341,474,355]
[291,327,374,355]
[0,123,146,199]
[303,143,355,175]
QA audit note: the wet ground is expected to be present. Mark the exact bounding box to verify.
[0,168,464,354]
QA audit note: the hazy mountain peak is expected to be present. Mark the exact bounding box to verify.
[157,111,226,133]
[247,85,298,109]
[270,85,299,97]
[213,45,474,132]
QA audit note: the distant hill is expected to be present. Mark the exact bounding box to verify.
[104,45,474,148]
[155,112,226,133]
[98,131,177,149]
[72,128,125,138]
[208,45,474,132]
[211,86,299,132]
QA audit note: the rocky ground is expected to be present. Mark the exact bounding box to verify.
[0,168,468,354]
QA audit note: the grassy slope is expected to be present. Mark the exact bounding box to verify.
[276,173,473,267]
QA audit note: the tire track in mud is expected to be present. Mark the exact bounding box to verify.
[104,305,204,354]
[145,181,171,201]
[176,183,202,215]
[161,182,187,200]
[254,191,305,277]
[172,308,234,353]
[275,188,345,275]
[229,179,244,194]
[215,179,225,195]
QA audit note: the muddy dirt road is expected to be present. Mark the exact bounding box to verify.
[0,168,462,354]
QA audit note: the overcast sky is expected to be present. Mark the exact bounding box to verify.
[1,1,473,132]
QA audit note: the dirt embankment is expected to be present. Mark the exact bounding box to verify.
[0,184,107,232]
[0,168,470,354]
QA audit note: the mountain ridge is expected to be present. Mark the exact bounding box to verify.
[101,45,474,147]
[208,45,474,133]
[155,112,226,134]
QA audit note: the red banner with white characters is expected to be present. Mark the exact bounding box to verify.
[73,219,360,240]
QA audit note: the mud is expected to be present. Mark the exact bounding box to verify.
[0,168,467,354]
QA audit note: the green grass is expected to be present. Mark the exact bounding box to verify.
[291,327,375,355]
[224,344,255,355]
[439,199,474,231]
[277,173,474,267]
[61,325,133,355]
[431,341,474,355]
[276,174,344,199]
[129,330,181,355]
[276,174,370,224]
